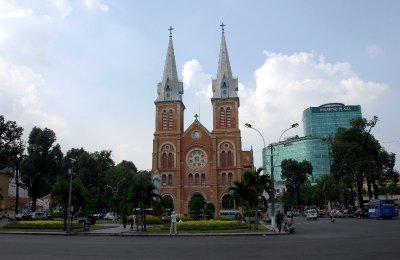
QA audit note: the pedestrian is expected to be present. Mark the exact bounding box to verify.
[276,211,284,232]
[170,211,178,235]
[122,215,127,229]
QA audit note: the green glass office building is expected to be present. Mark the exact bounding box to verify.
[264,103,362,184]
[303,103,362,138]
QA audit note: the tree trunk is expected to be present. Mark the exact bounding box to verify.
[372,181,379,199]
[367,179,373,199]
[254,207,258,231]
[356,179,364,209]
[15,164,19,215]
[31,189,37,212]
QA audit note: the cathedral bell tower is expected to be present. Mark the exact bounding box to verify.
[211,23,240,133]
[152,27,184,182]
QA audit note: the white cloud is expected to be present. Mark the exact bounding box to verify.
[239,51,389,133]
[0,57,68,135]
[0,7,33,18]
[50,0,72,18]
[182,59,213,98]
[83,0,109,13]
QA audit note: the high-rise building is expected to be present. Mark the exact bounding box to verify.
[151,26,253,215]
[264,103,362,186]
[303,103,362,138]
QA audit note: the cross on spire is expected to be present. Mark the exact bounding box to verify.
[168,26,174,37]
[194,114,199,120]
[220,22,226,33]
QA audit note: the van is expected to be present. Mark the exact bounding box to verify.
[306,209,318,221]
[219,210,242,220]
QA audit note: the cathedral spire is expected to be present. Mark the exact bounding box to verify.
[156,26,183,102]
[212,23,238,99]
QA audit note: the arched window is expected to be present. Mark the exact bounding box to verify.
[162,153,167,168]
[227,151,233,166]
[162,174,167,186]
[226,107,231,128]
[168,153,173,169]
[222,82,228,97]
[168,109,174,130]
[165,85,171,99]
[221,172,226,185]
[221,151,226,167]
[162,110,167,130]
[189,173,193,185]
[228,172,233,184]
[201,173,206,185]
[168,174,173,185]
[220,107,225,128]
[195,173,200,185]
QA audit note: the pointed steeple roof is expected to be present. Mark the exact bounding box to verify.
[156,27,183,102]
[212,23,238,99]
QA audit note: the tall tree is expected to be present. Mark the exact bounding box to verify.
[20,127,63,212]
[281,159,313,211]
[332,116,397,205]
[0,115,25,168]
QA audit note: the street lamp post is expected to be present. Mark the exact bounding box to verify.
[245,122,298,232]
[107,178,126,220]
[270,123,299,231]
[66,158,75,234]
[244,123,266,171]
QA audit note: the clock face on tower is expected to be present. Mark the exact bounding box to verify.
[187,149,207,169]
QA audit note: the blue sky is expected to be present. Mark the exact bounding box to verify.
[1,0,399,171]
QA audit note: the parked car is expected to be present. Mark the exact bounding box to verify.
[30,212,46,220]
[15,213,32,221]
[343,209,354,218]
[306,209,318,220]
[354,208,368,218]
[104,212,119,220]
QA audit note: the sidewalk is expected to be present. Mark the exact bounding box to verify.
[0,221,289,236]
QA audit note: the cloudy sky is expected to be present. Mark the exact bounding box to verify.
[1,0,399,171]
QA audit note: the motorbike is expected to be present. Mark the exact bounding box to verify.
[284,219,295,233]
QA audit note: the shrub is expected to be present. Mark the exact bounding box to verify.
[161,220,247,231]
[3,220,81,230]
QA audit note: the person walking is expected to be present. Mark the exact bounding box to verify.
[276,211,284,232]
[170,211,178,235]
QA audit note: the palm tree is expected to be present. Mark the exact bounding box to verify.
[229,168,271,230]
[229,179,251,229]
[129,176,160,231]
[243,168,271,230]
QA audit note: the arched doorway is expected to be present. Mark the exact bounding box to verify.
[162,194,174,218]
[188,193,206,220]
[221,194,234,209]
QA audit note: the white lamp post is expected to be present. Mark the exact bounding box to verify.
[66,158,75,234]
[245,122,298,232]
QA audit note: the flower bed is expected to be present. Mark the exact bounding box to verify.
[160,220,248,231]
[4,220,81,230]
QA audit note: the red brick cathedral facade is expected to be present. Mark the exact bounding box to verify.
[152,28,253,216]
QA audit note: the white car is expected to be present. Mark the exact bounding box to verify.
[104,212,118,220]
[306,209,318,221]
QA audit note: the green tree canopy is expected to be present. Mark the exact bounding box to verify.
[332,116,397,206]
[0,115,24,169]
[21,127,63,212]
[281,159,312,210]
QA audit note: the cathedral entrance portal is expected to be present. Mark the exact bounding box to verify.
[188,193,206,220]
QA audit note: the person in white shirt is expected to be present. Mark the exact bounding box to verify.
[170,211,178,235]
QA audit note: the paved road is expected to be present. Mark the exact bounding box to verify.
[0,217,399,259]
